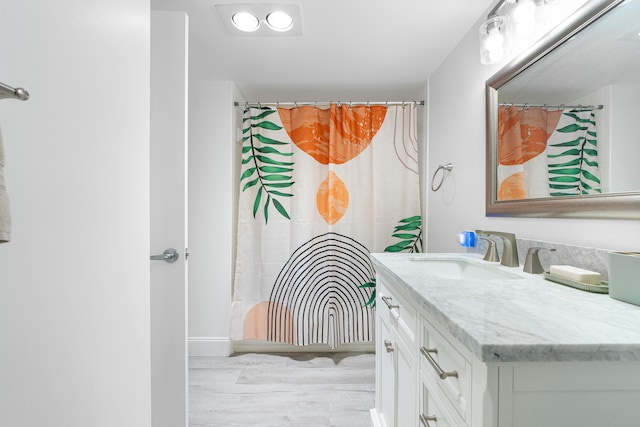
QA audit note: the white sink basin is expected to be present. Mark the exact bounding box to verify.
[409,257,524,280]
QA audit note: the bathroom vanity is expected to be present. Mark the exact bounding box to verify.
[370,253,640,427]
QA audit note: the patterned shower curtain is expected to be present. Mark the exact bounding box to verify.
[231,103,422,348]
[497,105,601,200]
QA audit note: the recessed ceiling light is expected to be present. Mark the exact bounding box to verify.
[266,11,293,32]
[231,11,260,32]
[215,4,302,37]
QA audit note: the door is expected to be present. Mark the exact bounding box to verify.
[150,11,189,427]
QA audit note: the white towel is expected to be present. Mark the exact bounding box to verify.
[0,126,11,243]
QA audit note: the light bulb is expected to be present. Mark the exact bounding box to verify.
[479,16,505,64]
[485,28,504,52]
[513,1,536,23]
[488,47,504,63]
[266,11,293,31]
[508,0,536,38]
[231,12,260,32]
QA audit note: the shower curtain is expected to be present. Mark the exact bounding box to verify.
[497,105,601,200]
[231,103,421,348]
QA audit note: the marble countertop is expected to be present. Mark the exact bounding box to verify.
[371,252,640,363]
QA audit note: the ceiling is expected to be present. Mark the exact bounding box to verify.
[151,0,496,100]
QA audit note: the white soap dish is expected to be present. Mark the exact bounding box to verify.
[543,272,609,294]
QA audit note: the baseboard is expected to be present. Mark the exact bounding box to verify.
[188,337,232,356]
[231,340,375,353]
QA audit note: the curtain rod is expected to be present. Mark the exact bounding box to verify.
[0,81,29,101]
[499,103,604,110]
[234,100,425,108]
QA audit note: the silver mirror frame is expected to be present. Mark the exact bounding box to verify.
[486,0,640,219]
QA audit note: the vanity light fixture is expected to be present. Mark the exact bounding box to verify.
[479,0,553,64]
[479,15,506,64]
[507,0,536,37]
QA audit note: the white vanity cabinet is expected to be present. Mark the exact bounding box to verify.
[371,253,640,427]
[373,276,418,427]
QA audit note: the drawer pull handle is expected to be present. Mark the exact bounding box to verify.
[420,347,459,380]
[420,414,437,426]
[381,296,399,310]
[384,340,395,353]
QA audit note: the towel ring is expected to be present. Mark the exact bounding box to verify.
[431,163,453,192]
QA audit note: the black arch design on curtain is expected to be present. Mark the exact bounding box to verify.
[267,232,376,348]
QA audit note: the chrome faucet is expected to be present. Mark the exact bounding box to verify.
[475,230,519,267]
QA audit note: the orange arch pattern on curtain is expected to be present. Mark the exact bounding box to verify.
[278,104,387,223]
[278,105,387,164]
[497,106,562,199]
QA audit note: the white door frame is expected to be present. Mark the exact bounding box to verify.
[150,11,189,427]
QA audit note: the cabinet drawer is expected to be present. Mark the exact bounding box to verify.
[420,372,464,427]
[378,280,417,344]
[421,319,471,422]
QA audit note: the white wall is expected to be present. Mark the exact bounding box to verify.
[0,1,151,426]
[427,4,640,254]
[188,81,237,356]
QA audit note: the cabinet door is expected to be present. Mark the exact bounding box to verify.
[420,373,464,427]
[397,338,417,427]
[378,313,396,427]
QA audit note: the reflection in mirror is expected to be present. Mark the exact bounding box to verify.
[486,0,640,219]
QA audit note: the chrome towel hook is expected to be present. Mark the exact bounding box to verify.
[0,81,29,101]
[431,163,453,192]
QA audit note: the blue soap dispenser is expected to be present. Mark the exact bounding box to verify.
[457,231,476,248]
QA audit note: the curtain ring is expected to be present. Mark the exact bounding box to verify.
[431,163,453,192]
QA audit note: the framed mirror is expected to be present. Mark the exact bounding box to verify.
[486,0,640,219]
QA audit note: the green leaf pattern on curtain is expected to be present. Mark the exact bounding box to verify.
[547,110,601,196]
[384,215,423,253]
[361,215,423,309]
[358,278,377,309]
[241,107,295,223]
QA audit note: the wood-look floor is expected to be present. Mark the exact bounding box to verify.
[189,352,375,427]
